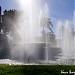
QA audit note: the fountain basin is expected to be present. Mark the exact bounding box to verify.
[10,42,61,63]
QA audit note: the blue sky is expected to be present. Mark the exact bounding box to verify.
[49,0,74,20]
[0,0,74,19]
[0,0,18,13]
[0,0,74,32]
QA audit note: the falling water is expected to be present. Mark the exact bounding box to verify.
[74,11,75,64]
[7,0,51,63]
[43,3,49,62]
[57,20,74,64]
[4,0,74,65]
[56,21,62,48]
[9,0,40,62]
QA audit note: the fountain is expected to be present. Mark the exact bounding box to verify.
[0,0,74,65]
[56,20,75,65]
[7,1,47,63]
[6,0,60,64]
[7,0,74,65]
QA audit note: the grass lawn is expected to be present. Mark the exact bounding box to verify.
[0,65,75,75]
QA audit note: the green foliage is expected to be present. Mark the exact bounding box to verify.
[0,65,75,75]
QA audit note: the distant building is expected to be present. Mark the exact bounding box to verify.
[0,6,2,33]
[0,6,1,23]
[0,6,1,15]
